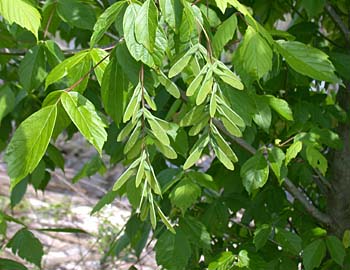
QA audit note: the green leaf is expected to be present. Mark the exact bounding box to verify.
[19,45,47,92]
[112,158,140,191]
[123,84,141,123]
[90,48,110,85]
[211,124,238,162]
[180,216,211,250]
[253,224,271,251]
[343,230,350,249]
[45,50,90,89]
[57,0,96,30]
[252,95,271,132]
[214,61,244,90]
[212,14,237,57]
[268,146,286,183]
[0,0,41,39]
[91,190,118,214]
[0,85,15,123]
[0,259,28,270]
[215,0,229,13]
[147,117,170,146]
[240,151,269,194]
[61,92,107,154]
[168,45,198,78]
[5,105,57,186]
[325,235,345,266]
[158,71,181,98]
[169,178,201,213]
[306,146,328,176]
[44,40,65,67]
[7,228,43,267]
[196,71,213,105]
[211,138,235,170]
[155,229,191,270]
[101,53,128,126]
[285,141,302,165]
[183,135,209,169]
[303,239,326,270]
[135,0,158,52]
[123,3,155,67]
[275,228,302,255]
[237,250,250,267]
[276,40,339,83]
[216,95,245,127]
[90,1,127,47]
[264,95,293,121]
[208,251,234,270]
[10,178,28,207]
[67,53,92,94]
[46,144,65,171]
[72,155,106,183]
[187,67,207,97]
[159,0,181,31]
[233,26,273,79]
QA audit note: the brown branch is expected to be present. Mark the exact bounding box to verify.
[325,3,350,44]
[213,119,333,227]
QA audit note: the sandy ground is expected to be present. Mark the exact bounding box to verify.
[0,134,157,270]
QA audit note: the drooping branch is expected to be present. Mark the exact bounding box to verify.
[325,3,350,44]
[213,119,333,227]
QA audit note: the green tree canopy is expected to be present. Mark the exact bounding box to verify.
[1,0,350,269]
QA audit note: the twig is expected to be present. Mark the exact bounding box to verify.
[213,119,333,227]
[325,3,350,44]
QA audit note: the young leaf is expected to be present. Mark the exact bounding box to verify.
[183,135,209,169]
[61,92,107,155]
[123,122,141,154]
[134,0,158,52]
[0,0,41,40]
[214,62,244,90]
[211,138,235,170]
[276,40,339,83]
[90,1,127,47]
[7,229,43,267]
[136,152,146,187]
[303,239,326,270]
[91,190,118,214]
[216,95,245,127]
[325,235,345,266]
[158,71,181,98]
[5,105,57,186]
[123,84,141,123]
[155,203,175,233]
[168,45,198,78]
[196,70,213,105]
[147,117,170,146]
[211,124,238,162]
[113,158,140,191]
[240,151,269,194]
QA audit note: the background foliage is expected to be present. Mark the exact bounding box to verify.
[1,0,350,269]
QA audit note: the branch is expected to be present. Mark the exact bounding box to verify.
[213,119,333,227]
[0,43,116,56]
[325,3,350,44]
